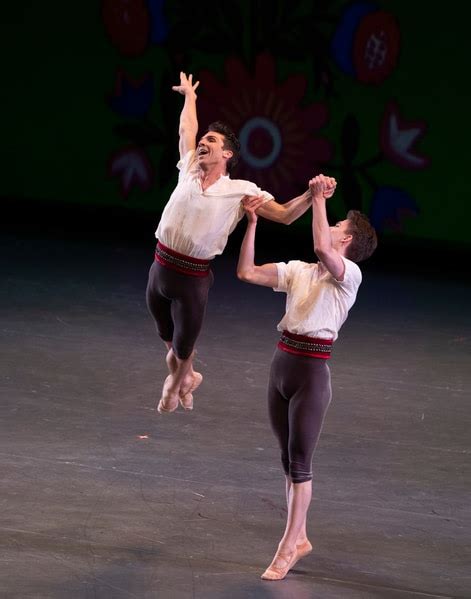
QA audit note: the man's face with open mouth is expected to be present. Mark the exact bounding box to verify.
[196,131,227,167]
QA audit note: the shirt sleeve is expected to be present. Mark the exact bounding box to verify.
[338,257,362,293]
[273,260,302,292]
[244,181,274,202]
[234,181,276,221]
[176,150,197,179]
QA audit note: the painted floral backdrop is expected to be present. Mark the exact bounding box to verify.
[102,0,430,236]
[2,1,465,243]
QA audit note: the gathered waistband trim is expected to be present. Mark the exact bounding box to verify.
[278,330,333,359]
[155,241,211,277]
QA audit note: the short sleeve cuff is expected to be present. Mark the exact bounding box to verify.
[339,257,362,288]
[273,262,288,292]
[177,150,196,173]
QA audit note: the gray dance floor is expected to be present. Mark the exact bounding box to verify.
[1,232,470,598]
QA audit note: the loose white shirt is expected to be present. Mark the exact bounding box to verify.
[156,150,274,259]
[274,257,362,341]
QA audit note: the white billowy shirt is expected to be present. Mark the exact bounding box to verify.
[156,150,274,259]
[274,257,362,341]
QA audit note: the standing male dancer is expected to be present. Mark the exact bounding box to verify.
[146,73,335,413]
[237,175,377,580]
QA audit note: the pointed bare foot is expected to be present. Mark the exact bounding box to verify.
[181,371,203,396]
[289,539,312,569]
[261,549,298,581]
[179,372,203,410]
[157,375,179,414]
[279,538,312,561]
[179,391,194,410]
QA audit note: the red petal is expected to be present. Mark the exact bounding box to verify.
[301,103,329,132]
[254,53,276,91]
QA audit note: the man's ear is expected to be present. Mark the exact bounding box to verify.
[342,234,353,244]
[222,149,233,160]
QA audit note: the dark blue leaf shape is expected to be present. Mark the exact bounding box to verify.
[147,0,169,44]
[109,74,154,119]
[370,186,419,232]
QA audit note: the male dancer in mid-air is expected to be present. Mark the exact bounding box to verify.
[146,73,335,413]
[237,175,377,580]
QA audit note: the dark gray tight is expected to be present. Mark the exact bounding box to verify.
[146,261,214,360]
[268,348,332,483]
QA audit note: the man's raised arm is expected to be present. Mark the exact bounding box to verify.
[237,197,279,288]
[310,175,346,281]
[172,72,199,159]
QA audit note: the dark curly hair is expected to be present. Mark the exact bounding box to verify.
[345,210,378,262]
[206,121,240,173]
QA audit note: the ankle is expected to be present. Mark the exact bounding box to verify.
[296,536,309,546]
[165,349,177,373]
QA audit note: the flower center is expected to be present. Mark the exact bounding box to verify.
[239,117,282,168]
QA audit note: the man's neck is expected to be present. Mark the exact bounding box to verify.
[199,164,228,187]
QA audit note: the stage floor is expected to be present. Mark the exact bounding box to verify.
[1,233,470,598]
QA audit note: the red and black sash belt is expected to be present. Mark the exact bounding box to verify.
[278,330,333,359]
[155,241,211,277]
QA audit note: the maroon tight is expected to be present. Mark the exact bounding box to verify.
[268,348,332,483]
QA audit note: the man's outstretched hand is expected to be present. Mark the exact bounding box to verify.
[172,72,200,97]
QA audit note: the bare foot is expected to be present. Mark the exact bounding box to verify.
[284,539,313,571]
[261,548,298,581]
[179,391,194,410]
[179,371,203,410]
[279,537,312,558]
[277,538,312,570]
[181,371,203,395]
[296,539,313,559]
[157,375,180,414]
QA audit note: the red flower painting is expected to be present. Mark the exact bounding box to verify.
[102,0,150,57]
[198,54,332,199]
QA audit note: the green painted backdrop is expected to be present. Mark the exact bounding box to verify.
[1,1,467,244]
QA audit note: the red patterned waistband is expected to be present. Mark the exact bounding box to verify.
[278,330,333,359]
[155,241,211,277]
